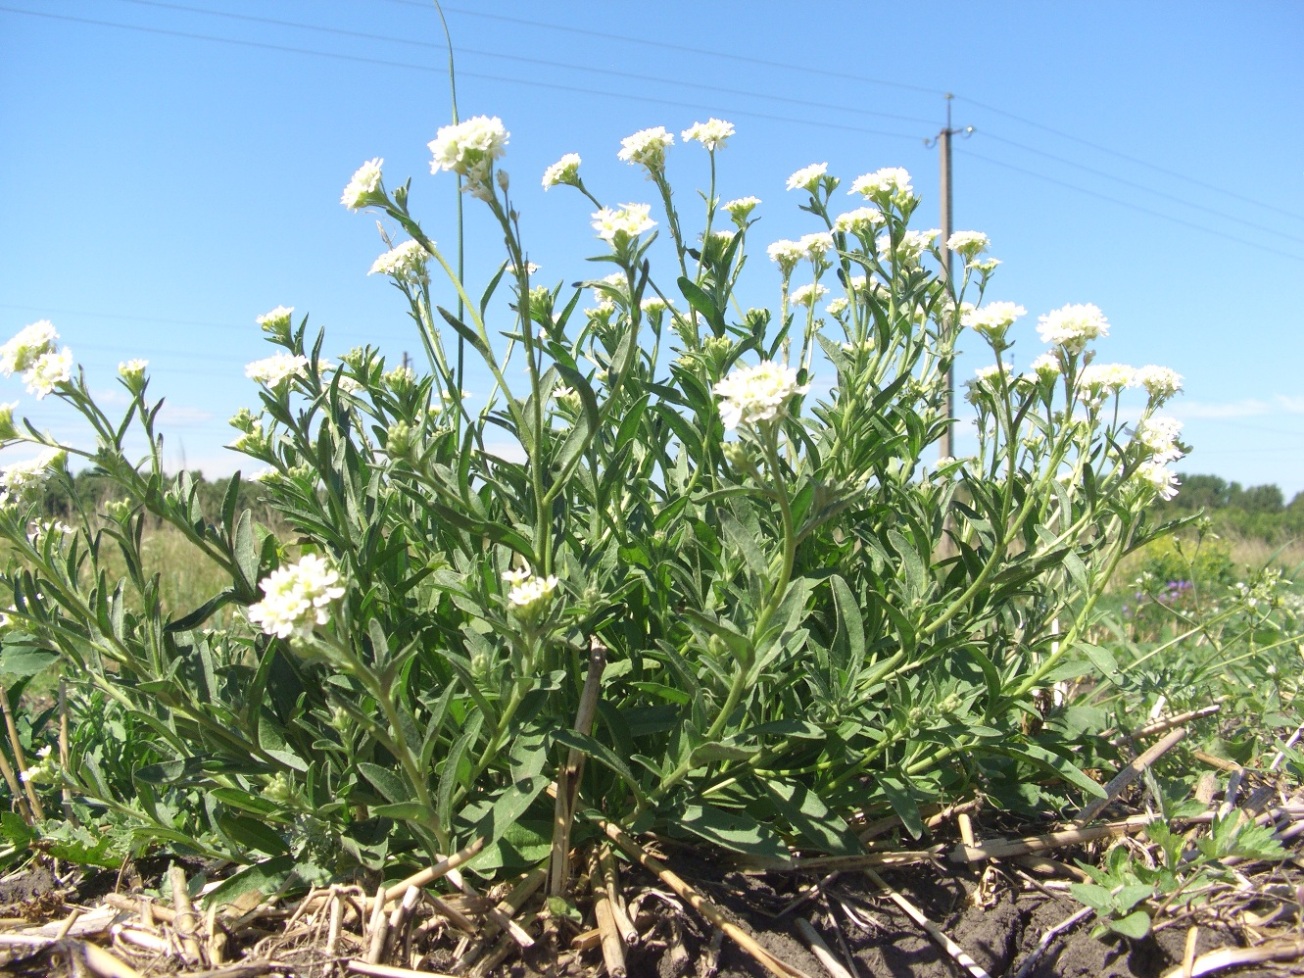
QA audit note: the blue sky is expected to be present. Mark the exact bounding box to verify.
[2,1,1302,499]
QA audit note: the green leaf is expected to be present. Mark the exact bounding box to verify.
[762,779,862,856]
[201,855,296,911]
[877,774,925,840]
[0,645,59,678]
[677,277,725,334]
[218,813,289,856]
[998,741,1106,798]
[674,803,789,861]
[552,728,646,802]
[689,741,758,766]
[358,762,410,806]
[464,774,551,847]
[1108,909,1151,940]
[1068,882,1114,913]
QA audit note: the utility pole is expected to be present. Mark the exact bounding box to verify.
[932,94,972,462]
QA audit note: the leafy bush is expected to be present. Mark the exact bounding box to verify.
[0,116,1193,885]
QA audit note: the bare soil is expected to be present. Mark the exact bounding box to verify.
[0,811,1300,978]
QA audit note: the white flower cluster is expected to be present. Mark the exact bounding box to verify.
[247,554,346,639]
[946,230,990,258]
[0,448,66,506]
[681,118,734,151]
[428,116,509,199]
[850,167,914,204]
[1135,415,1184,465]
[592,203,656,244]
[1078,362,1136,394]
[118,359,149,384]
[790,283,829,307]
[1135,365,1183,402]
[341,158,383,210]
[833,207,884,234]
[246,352,310,391]
[722,196,760,222]
[369,240,429,282]
[502,567,559,614]
[1036,303,1110,353]
[786,163,827,193]
[618,127,674,174]
[961,301,1026,342]
[256,306,294,334]
[877,228,938,263]
[0,321,73,399]
[713,361,810,430]
[542,153,581,190]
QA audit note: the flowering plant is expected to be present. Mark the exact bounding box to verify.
[0,112,1191,890]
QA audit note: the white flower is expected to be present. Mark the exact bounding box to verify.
[973,363,1006,385]
[1078,362,1136,394]
[877,229,937,263]
[504,569,559,614]
[501,567,532,587]
[713,361,810,430]
[1026,352,1061,381]
[1135,415,1184,464]
[790,283,829,307]
[681,118,734,151]
[850,167,913,203]
[118,358,148,386]
[1,449,65,503]
[25,347,73,398]
[592,203,656,243]
[247,554,346,639]
[641,295,673,314]
[827,298,849,317]
[766,239,806,274]
[542,152,582,189]
[722,196,760,222]
[1037,303,1110,353]
[0,321,58,376]
[946,231,990,258]
[969,257,1002,273]
[246,353,310,390]
[368,239,429,281]
[617,126,673,173]
[256,306,294,333]
[1136,461,1180,501]
[341,158,383,210]
[962,301,1026,341]
[833,207,883,234]
[799,232,835,258]
[1135,365,1183,403]
[428,116,509,197]
[786,163,828,192]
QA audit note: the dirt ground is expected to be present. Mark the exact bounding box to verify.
[0,814,1300,978]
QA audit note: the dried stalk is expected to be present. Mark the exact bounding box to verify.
[795,918,856,978]
[383,836,485,903]
[952,813,1155,863]
[862,867,991,978]
[599,817,816,978]
[1075,726,1187,823]
[0,682,43,820]
[168,864,204,966]
[1009,905,1094,978]
[597,842,639,945]
[549,637,607,896]
[1159,937,1304,978]
[346,961,460,978]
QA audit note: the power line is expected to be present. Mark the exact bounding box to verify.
[0,6,926,142]
[100,0,939,129]
[380,0,947,97]
[978,132,1304,247]
[955,147,1304,262]
[953,94,1304,224]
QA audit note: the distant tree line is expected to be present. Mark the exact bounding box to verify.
[1154,473,1304,541]
[39,468,283,529]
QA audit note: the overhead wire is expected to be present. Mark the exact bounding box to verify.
[955,147,1304,262]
